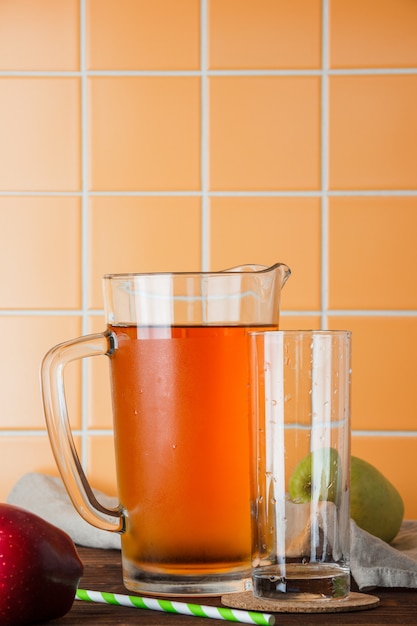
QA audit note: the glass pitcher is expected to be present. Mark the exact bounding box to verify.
[41,263,290,596]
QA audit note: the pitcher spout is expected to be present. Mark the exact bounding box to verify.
[223,262,291,289]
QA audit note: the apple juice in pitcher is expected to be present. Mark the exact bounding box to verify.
[109,323,277,580]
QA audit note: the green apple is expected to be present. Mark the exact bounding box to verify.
[349,456,404,543]
[288,450,404,543]
[288,447,342,504]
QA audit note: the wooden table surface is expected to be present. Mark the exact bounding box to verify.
[48,546,417,625]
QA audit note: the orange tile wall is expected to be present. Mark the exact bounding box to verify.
[0,0,416,519]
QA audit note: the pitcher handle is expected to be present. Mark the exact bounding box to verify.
[41,331,124,533]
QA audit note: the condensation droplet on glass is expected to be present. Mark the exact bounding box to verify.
[268,575,282,583]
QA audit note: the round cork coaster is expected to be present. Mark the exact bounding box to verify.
[221,591,380,614]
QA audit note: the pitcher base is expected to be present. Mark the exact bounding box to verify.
[122,560,252,597]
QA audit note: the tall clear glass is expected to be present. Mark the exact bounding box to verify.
[250,330,351,601]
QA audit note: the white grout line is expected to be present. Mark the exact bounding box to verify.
[0,430,115,437]
[320,310,417,317]
[200,0,210,271]
[2,189,416,197]
[79,0,90,469]
[1,68,416,77]
[279,310,417,317]
[0,309,104,316]
[320,0,330,330]
[80,0,89,333]
[352,431,417,437]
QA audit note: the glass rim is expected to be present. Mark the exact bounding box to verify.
[103,262,290,280]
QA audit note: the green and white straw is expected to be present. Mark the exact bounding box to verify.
[76,588,275,625]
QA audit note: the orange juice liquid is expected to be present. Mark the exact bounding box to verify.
[109,324,276,578]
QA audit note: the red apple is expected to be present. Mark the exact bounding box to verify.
[0,503,83,625]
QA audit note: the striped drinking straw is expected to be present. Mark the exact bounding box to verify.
[76,588,275,625]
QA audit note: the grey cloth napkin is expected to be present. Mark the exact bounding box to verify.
[7,472,417,591]
[7,472,121,550]
[351,518,417,590]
